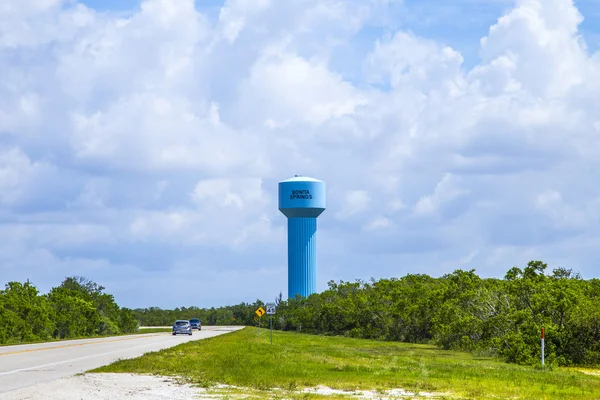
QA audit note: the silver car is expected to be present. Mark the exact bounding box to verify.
[172,320,192,336]
[189,318,202,330]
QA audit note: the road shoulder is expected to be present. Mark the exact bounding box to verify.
[1,373,210,400]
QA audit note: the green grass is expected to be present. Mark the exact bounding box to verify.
[0,328,172,347]
[131,328,172,334]
[91,327,600,399]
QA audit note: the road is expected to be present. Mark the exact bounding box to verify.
[0,326,242,395]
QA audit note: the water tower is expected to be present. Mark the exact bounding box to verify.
[278,175,326,299]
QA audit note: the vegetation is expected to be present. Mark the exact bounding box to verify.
[133,303,257,327]
[93,326,600,399]
[0,276,138,344]
[6,260,600,370]
[134,327,172,334]
[134,261,600,368]
[0,327,172,347]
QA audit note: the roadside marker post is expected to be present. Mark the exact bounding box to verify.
[541,327,545,366]
[266,302,276,344]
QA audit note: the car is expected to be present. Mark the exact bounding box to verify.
[189,318,202,330]
[172,320,192,335]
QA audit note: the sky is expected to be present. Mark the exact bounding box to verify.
[2,0,600,309]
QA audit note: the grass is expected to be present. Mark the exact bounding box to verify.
[91,327,600,399]
[0,327,172,347]
[131,328,172,334]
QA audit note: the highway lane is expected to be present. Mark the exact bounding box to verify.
[0,326,243,394]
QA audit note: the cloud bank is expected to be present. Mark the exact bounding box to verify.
[1,0,599,308]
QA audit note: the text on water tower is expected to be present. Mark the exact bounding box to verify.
[290,190,313,200]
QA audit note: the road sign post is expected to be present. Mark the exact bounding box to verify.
[266,302,276,344]
[255,307,265,334]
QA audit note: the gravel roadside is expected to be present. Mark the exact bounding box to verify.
[1,373,213,400]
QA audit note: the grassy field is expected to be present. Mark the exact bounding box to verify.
[92,327,600,399]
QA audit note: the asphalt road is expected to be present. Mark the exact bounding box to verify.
[0,326,242,395]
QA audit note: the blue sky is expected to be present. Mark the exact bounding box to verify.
[2,0,600,309]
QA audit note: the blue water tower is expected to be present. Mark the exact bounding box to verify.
[278,175,326,299]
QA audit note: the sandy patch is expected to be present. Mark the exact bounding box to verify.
[209,383,448,398]
[576,368,600,376]
[300,385,445,398]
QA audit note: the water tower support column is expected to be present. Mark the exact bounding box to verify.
[287,217,317,299]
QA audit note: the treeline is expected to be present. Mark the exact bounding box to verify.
[0,276,138,344]
[274,261,600,367]
[135,261,600,367]
[133,301,268,326]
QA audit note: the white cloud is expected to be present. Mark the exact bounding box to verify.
[128,209,195,241]
[0,223,114,250]
[0,0,93,48]
[217,0,271,43]
[191,177,267,210]
[68,178,111,209]
[363,216,393,232]
[413,174,467,216]
[0,148,51,205]
[238,44,368,127]
[1,0,600,307]
[69,95,268,173]
[335,190,371,219]
[367,31,464,91]
[123,177,279,250]
[477,0,586,98]
[534,189,592,230]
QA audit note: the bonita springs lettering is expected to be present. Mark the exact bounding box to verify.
[290,189,313,200]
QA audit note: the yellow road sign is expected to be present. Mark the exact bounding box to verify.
[255,307,265,317]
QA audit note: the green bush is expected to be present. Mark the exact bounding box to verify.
[0,276,139,344]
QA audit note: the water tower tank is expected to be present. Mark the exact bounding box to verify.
[278,175,326,299]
